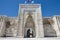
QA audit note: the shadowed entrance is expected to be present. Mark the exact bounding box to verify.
[24,28,34,38]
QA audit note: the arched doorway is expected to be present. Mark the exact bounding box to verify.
[24,13,36,38]
[24,28,34,38]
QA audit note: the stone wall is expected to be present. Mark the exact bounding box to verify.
[56,16,60,31]
[6,17,18,37]
[43,17,57,37]
[52,16,60,37]
[0,16,8,37]
[0,16,18,37]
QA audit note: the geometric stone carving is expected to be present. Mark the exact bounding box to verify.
[17,4,44,38]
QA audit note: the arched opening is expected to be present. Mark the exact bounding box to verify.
[24,13,36,38]
[24,28,34,38]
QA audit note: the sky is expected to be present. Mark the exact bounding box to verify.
[0,0,60,17]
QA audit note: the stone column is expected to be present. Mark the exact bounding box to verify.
[17,8,23,37]
[35,6,44,38]
[0,17,6,37]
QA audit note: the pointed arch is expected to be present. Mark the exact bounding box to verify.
[24,13,36,38]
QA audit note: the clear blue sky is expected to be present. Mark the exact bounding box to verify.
[0,0,60,17]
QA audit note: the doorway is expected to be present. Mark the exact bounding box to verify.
[24,28,35,38]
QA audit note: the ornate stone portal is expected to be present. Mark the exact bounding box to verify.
[17,4,44,38]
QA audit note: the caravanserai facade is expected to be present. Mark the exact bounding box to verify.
[0,4,60,38]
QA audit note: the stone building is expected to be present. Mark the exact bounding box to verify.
[0,4,60,38]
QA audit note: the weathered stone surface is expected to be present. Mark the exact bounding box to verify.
[43,17,57,37]
[0,4,60,38]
